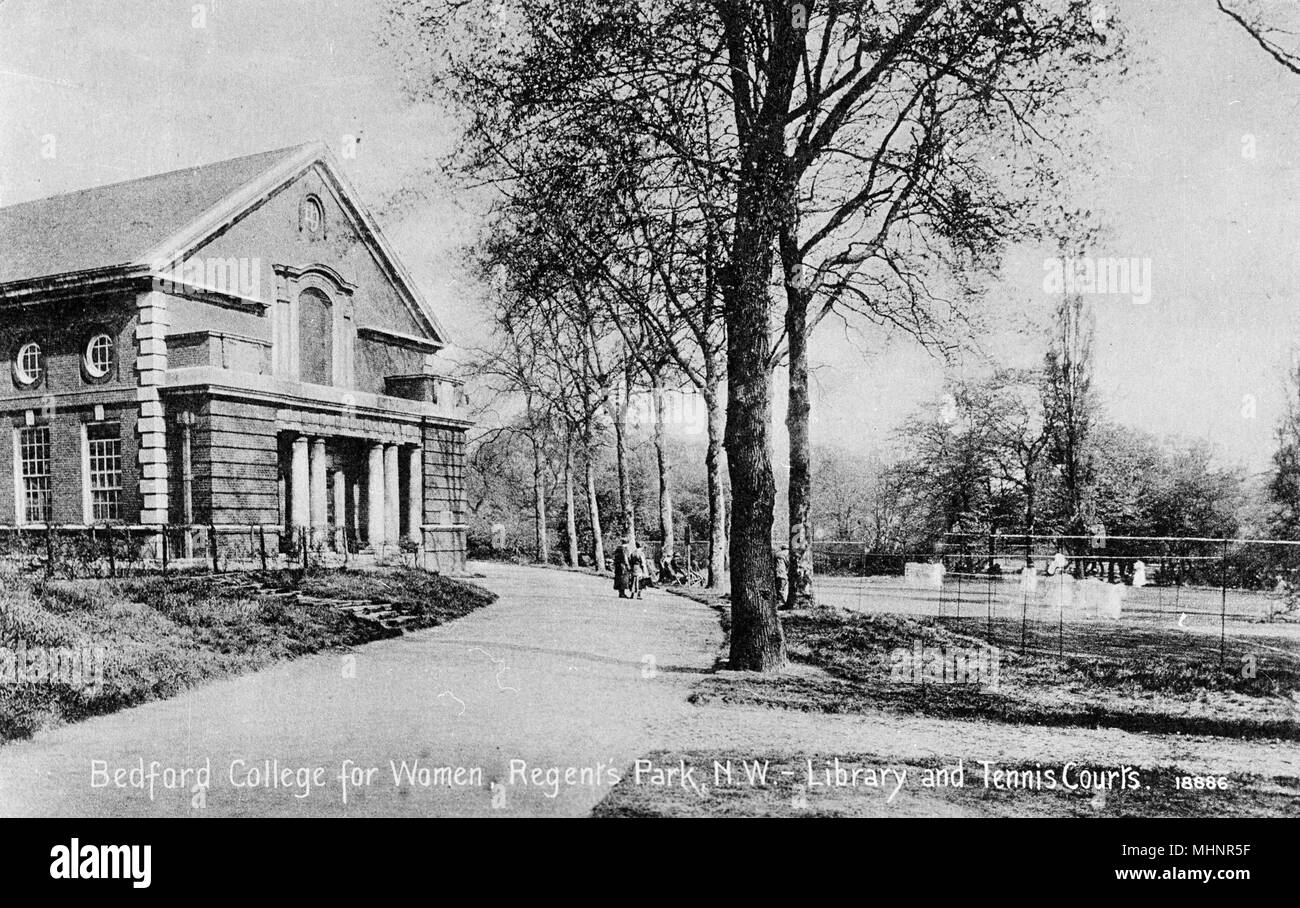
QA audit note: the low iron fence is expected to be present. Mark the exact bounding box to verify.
[0,523,449,580]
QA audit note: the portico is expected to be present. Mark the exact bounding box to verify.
[281,429,423,553]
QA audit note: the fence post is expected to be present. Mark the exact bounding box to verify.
[1020,580,1028,654]
[1220,538,1228,668]
[955,553,962,621]
[108,526,116,578]
[937,553,945,619]
[986,534,994,645]
[45,522,53,580]
[258,526,268,572]
[301,527,309,571]
[210,523,220,573]
[1058,592,1064,660]
[161,525,169,578]
[920,633,927,707]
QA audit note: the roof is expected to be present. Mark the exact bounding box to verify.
[0,143,448,347]
[0,146,304,285]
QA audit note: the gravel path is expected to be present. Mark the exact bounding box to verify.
[0,563,720,817]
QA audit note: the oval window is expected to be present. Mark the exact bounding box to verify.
[14,341,43,386]
[85,333,114,378]
[302,195,324,236]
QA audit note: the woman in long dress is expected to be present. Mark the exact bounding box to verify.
[629,544,647,599]
[613,539,630,598]
[611,538,631,593]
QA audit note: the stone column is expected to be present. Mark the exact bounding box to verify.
[178,412,196,558]
[406,445,423,545]
[309,437,327,546]
[290,435,310,549]
[350,474,363,549]
[383,443,400,546]
[366,442,385,552]
[332,468,347,552]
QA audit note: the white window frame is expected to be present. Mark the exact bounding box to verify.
[15,341,43,386]
[84,333,114,379]
[14,425,52,525]
[83,421,122,523]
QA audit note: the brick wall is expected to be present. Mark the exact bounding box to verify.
[0,297,137,399]
[166,395,279,526]
[0,295,140,525]
[422,424,466,526]
[0,402,140,524]
[419,424,466,571]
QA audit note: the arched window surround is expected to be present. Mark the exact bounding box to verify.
[272,264,356,386]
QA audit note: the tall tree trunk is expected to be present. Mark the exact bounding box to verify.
[584,441,605,571]
[532,440,548,564]
[704,382,726,588]
[564,438,579,567]
[781,230,815,610]
[722,487,730,571]
[614,369,635,543]
[652,371,674,559]
[722,147,787,671]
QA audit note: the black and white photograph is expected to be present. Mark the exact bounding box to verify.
[0,0,1295,883]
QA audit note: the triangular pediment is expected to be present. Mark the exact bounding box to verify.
[140,144,447,348]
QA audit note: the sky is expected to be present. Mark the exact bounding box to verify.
[2,0,1299,475]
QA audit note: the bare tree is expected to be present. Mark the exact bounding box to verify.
[386,0,1118,670]
[769,2,1122,610]
[474,206,626,569]
[648,360,676,560]
[1218,0,1300,74]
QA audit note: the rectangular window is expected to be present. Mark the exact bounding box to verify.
[86,422,122,522]
[18,426,52,524]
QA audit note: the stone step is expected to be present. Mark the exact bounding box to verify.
[234,583,424,634]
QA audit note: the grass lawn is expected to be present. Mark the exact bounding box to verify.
[591,586,1300,816]
[0,567,496,744]
[679,591,1300,740]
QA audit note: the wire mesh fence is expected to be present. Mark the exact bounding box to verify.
[0,524,441,581]
[811,533,1300,667]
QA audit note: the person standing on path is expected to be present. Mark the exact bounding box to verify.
[629,543,648,599]
[613,536,633,598]
[774,544,790,609]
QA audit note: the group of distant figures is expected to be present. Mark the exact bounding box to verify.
[607,538,792,602]
[609,538,699,599]
[1044,551,1148,586]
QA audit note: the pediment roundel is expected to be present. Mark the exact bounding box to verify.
[299,194,326,238]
